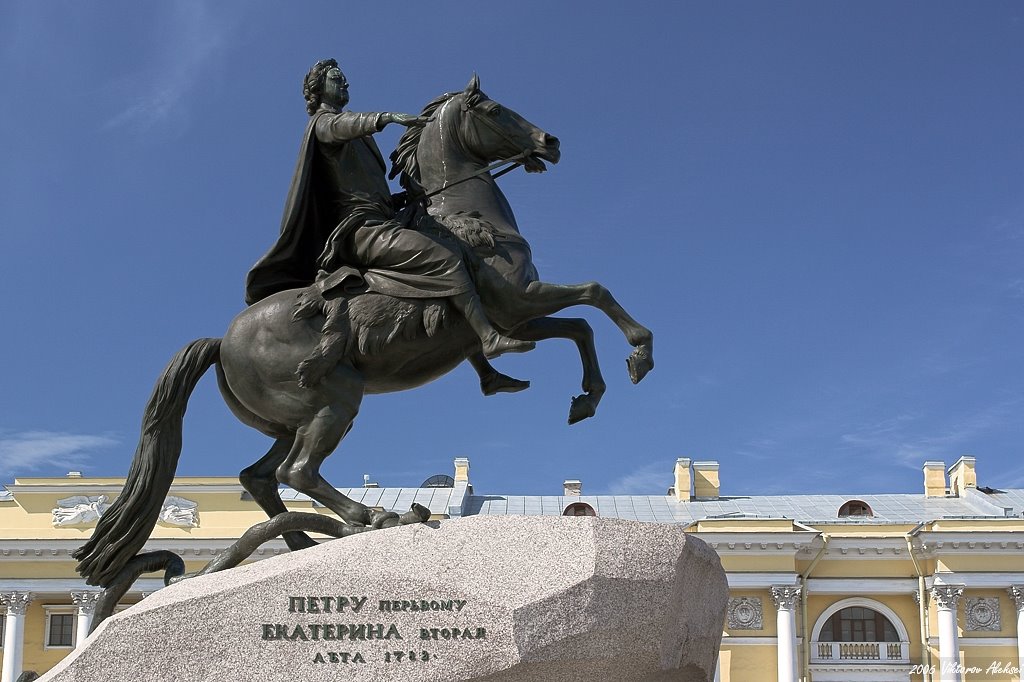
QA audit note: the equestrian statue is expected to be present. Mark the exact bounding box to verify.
[72,60,654,610]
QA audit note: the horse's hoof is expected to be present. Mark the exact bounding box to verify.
[399,503,431,524]
[370,505,429,529]
[368,510,401,528]
[568,394,597,424]
[627,345,654,384]
[167,572,196,585]
[283,530,318,551]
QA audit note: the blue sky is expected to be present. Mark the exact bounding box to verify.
[1,2,1023,499]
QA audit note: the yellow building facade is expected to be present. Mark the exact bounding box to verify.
[1,455,1022,681]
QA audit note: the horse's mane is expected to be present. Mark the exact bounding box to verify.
[389,91,459,190]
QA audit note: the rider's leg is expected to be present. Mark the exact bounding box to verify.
[466,351,530,395]
[338,222,534,360]
[451,290,535,359]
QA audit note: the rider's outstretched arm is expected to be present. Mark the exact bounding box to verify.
[316,112,428,144]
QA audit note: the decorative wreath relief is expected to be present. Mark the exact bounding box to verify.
[965,597,1001,631]
[727,597,763,630]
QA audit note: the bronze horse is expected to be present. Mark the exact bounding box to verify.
[74,75,653,588]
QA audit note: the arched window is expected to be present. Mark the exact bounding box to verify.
[819,607,899,642]
[562,502,596,517]
[838,500,872,517]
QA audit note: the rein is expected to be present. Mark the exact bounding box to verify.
[417,150,530,200]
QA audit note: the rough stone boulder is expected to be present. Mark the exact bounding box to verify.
[40,516,726,682]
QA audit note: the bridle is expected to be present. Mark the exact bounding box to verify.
[414,100,537,200]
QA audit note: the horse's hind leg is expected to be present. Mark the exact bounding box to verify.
[239,437,317,551]
[508,280,654,384]
[275,374,427,528]
[511,317,606,424]
[275,382,369,524]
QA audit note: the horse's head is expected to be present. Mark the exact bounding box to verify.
[390,75,560,190]
[455,74,560,172]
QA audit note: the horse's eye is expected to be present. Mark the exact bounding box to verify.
[489,105,502,117]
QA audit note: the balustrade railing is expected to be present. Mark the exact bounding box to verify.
[811,641,909,664]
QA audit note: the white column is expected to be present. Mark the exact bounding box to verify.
[771,585,801,682]
[71,590,102,648]
[1008,586,1024,677]
[0,591,33,682]
[931,584,964,682]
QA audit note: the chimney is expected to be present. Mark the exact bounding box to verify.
[673,458,692,502]
[448,458,472,517]
[453,458,470,485]
[362,474,379,488]
[947,456,977,497]
[563,480,582,497]
[693,461,720,500]
[922,461,946,498]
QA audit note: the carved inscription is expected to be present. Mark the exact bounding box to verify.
[261,594,487,665]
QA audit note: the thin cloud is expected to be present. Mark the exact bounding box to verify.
[606,460,673,495]
[103,2,231,134]
[991,205,1024,243]
[733,436,783,461]
[0,431,118,477]
[1006,279,1024,299]
[839,402,1019,468]
[479,440,514,449]
[987,204,1024,299]
[1001,465,1024,489]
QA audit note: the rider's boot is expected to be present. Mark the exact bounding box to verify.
[451,292,535,360]
[468,352,531,396]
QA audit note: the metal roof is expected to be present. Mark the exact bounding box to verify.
[9,481,1021,523]
[463,491,1020,524]
[279,487,460,515]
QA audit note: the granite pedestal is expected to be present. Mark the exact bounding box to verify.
[40,516,726,682]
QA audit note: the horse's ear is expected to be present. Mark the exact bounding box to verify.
[461,73,482,110]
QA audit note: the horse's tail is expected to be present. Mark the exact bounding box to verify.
[72,338,221,587]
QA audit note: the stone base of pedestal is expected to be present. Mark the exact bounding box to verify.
[39,516,726,682]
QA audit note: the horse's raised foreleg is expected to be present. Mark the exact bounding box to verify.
[239,437,318,551]
[508,280,654,383]
[510,317,606,424]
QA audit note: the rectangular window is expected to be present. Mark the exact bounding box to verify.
[47,613,75,647]
[0,611,5,647]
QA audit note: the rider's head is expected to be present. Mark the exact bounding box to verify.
[304,59,347,115]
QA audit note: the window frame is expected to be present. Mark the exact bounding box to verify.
[818,606,900,643]
[811,597,911,648]
[837,499,873,518]
[43,606,77,650]
[562,502,597,517]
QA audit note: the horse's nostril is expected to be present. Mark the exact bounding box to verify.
[544,134,560,148]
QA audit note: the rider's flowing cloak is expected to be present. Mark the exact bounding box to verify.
[244,111,470,306]
[245,112,333,305]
